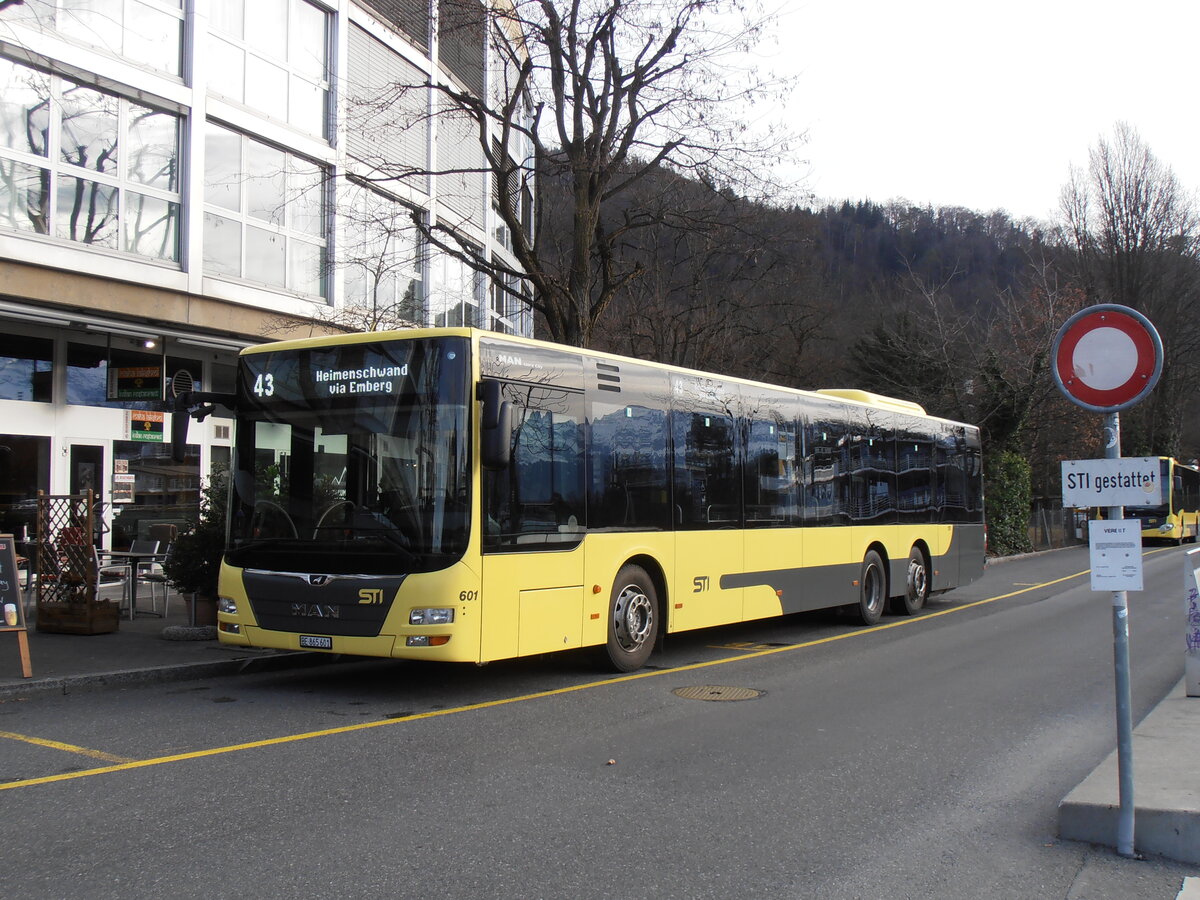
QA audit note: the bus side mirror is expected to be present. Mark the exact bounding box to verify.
[170,391,237,463]
[479,380,512,470]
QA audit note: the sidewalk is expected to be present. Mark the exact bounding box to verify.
[2,587,1198,865]
[0,594,329,699]
[1059,677,1200,865]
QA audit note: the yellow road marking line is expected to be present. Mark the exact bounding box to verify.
[0,560,1132,793]
[0,730,135,764]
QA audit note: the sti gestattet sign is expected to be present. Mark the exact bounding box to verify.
[1062,457,1164,508]
[1052,304,1163,413]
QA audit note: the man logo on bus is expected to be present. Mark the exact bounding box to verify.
[693,576,710,592]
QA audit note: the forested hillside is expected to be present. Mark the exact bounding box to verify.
[560,129,1200,512]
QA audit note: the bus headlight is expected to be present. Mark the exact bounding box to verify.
[410,607,455,625]
[218,596,238,615]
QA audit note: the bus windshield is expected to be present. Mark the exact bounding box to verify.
[1126,458,1171,517]
[225,336,470,575]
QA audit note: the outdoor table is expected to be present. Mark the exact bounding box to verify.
[100,550,167,620]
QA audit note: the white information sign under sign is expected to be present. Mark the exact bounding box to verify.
[1061,457,1163,508]
[1089,520,1144,591]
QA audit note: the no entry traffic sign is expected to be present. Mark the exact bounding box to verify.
[1052,304,1162,412]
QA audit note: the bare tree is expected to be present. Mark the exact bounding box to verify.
[349,0,802,347]
[848,248,1086,458]
[1059,122,1200,457]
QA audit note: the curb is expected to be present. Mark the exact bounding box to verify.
[0,651,344,700]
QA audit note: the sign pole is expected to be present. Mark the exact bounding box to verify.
[1104,412,1136,858]
[1053,303,1163,861]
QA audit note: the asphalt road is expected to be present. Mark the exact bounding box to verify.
[1,545,1197,899]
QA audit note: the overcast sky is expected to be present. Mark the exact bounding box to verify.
[768,1,1200,222]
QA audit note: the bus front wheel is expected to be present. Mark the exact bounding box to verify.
[856,550,887,626]
[605,565,659,672]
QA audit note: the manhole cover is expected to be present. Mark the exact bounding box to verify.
[672,685,763,702]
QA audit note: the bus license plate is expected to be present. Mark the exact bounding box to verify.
[299,635,333,650]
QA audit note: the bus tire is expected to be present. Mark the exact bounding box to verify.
[891,546,928,616]
[605,565,659,672]
[856,550,887,626]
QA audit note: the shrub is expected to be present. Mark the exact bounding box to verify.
[163,467,228,598]
[985,450,1033,557]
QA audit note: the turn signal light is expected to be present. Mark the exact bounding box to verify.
[406,635,451,647]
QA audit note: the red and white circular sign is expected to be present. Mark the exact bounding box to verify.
[1052,304,1162,412]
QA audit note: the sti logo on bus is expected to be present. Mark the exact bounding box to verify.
[358,589,384,605]
[693,576,710,592]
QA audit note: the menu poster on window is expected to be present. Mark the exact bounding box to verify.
[108,365,162,400]
[112,473,136,503]
[127,410,165,443]
[0,533,32,678]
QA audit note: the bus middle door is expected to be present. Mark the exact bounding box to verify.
[479,383,587,661]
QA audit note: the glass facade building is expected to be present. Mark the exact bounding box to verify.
[0,0,533,547]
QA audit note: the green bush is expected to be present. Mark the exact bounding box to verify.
[985,450,1033,557]
[163,467,228,598]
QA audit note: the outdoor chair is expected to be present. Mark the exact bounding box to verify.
[137,542,174,617]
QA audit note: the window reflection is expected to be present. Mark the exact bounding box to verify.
[246,226,285,284]
[204,124,242,211]
[0,159,49,234]
[127,105,178,191]
[245,55,289,121]
[59,83,119,175]
[342,182,424,322]
[206,34,246,101]
[124,1,184,75]
[484,385,585,551]
[246,141,286,225]
[125,191,178,260]
[56,0,183,76]
[0,335,52,403]
[56,174,118,247]
[203,123,327,296]
[67,343,201,411]
[202,212,241,276]
[0,58,181,261]
[208,0,330,138]
[0,59,50,156]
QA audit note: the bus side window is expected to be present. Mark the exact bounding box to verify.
[483,384,585,551]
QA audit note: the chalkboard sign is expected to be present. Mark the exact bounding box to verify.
[0,533,32,678]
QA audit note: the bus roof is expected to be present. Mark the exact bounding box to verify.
[240,327,967,428]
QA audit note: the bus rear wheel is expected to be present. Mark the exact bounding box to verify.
[856,550,887,626]
[605,564,659,672]
[891,546,929,616]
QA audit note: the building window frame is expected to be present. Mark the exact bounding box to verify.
[202,121,329,298]
[206,0,332,139]
[0,56,182,262]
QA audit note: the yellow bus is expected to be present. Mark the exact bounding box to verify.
[1126,457,1200,544]
[188,328,985,671]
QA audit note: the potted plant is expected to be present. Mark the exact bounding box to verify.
[163,467,228,627]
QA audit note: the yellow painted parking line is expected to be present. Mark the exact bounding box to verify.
[0,562,1106,793]
[710,642,784,652]
[0,730,135,764]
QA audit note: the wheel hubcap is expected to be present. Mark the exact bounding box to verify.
[908,559,927,600]
[614,584,653,651]
[864,566,883,614]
